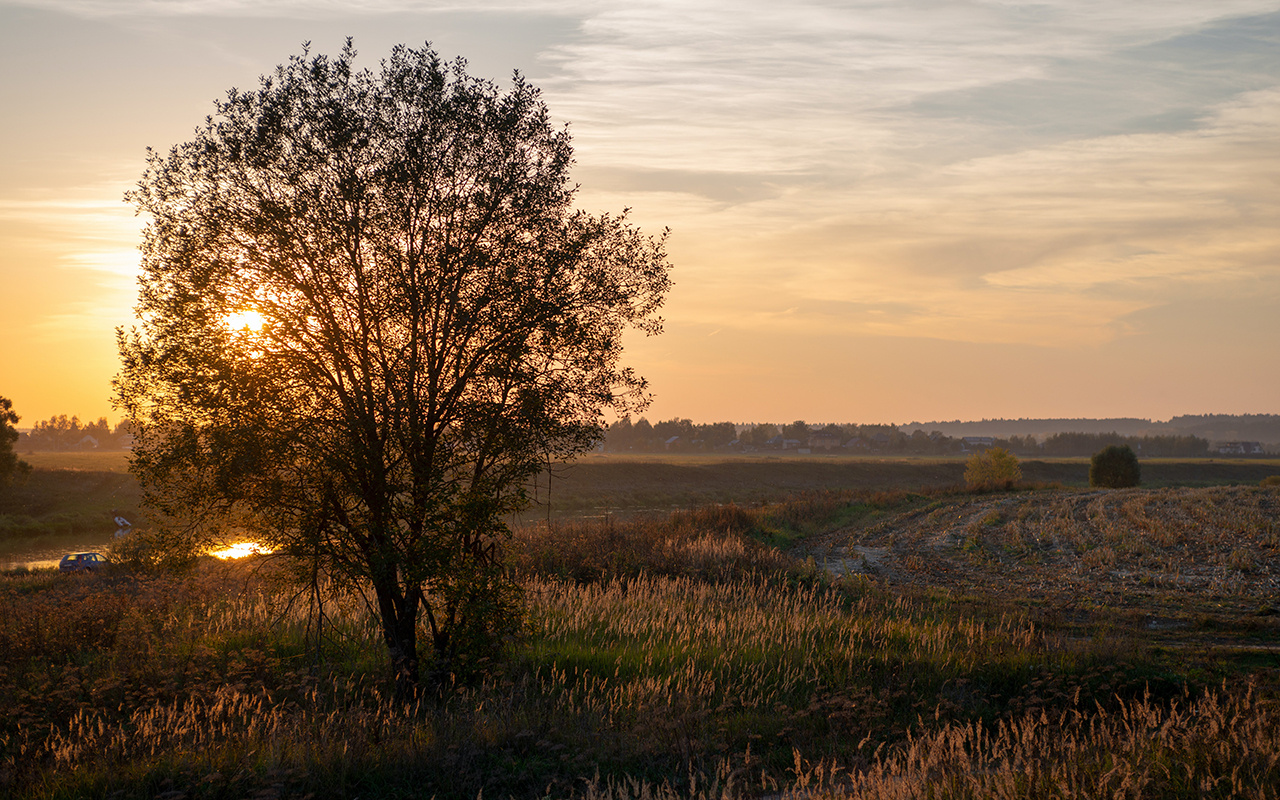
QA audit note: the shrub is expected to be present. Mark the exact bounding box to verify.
[1261,475,1280,488]
[964,447,1022,490]
[1090,445,1140,488]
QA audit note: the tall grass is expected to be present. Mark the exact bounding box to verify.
[3,487,1278,799]
[570,687,1280,799]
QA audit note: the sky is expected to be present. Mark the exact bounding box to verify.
[1,0,1278,427]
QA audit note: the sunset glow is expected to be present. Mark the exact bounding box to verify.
[2,1,1277,424]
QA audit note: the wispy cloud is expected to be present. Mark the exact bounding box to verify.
[540,1,1279,167]
[0,192,142,279]
[0,0,608,17]
[0,182,142,347]
[2,0,1277,418]
[544,4,1280,351]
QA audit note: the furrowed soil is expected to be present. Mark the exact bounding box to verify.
[801,485,1280,653]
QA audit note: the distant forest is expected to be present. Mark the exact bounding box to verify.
[604,415,1280,457]
[16,415,134,451]
[18,412,1279,456]
[903,414,1280,448]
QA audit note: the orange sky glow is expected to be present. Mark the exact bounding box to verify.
[2,1,1277,428]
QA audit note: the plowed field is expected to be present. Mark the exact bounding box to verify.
[806,486,1280,645]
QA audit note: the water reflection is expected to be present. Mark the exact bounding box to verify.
[1,533,117,571]
[2,531,275,571]
[209,541,272,560]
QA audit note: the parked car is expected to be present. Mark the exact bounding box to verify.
[58,552,107,572]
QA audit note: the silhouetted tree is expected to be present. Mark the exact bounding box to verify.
[1090,445,1140,488]
[740,423,778,448]
[630,417,657,450]
[0,396,31,486]
[782,420,810,443]
[27,414,81,450]
[652,418,696,449]
[25,414,132,450]
[604,417,637,451]
[1043,431,1125,457]
[696,421,738,449]
[115,42,671,693]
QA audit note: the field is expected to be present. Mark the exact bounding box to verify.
[18,451,134,473]
[528,453,1280,516]
[2,459,1280,798]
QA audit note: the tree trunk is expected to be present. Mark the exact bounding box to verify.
[424,607,454,689]
[374,583,421,699]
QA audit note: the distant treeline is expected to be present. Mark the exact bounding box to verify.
[20,410,1272,456]
[1020,432,1209,458]
[605,418,953,454]
[904,414,1280,446]
[604,418,1227,457]
[17,415,134,451]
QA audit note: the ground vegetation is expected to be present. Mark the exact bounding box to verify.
[4,484,1280,797]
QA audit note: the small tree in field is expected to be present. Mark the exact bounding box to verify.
[1090,445,1140,488]
[115,42,671,692]
[965,447,1021,490]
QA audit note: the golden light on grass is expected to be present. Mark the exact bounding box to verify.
[209,541,271,560]
[7,485,1280,797]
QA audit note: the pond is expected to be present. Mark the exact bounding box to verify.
[0,528,272,571]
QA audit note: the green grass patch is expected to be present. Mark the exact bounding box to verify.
[0,468,141,542]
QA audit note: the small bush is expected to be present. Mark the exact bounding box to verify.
[964,447,1021,490]
[1261,475,1280,487]
[1090,445,1141,488]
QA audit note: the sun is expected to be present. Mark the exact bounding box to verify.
[224,309,266,332]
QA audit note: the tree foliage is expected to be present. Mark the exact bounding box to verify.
[0,395,31,486]
[1090,445,1141,488]
[738,423,778,449]
[115,42,671,690]
[964,446,1022,489]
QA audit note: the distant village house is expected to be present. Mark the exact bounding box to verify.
[1214,441,1265,456]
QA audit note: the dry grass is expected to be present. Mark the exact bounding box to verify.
[570,688,1280,799]
[508,502,819,583]
[18,451,133,473]
[3,486,1279,799]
